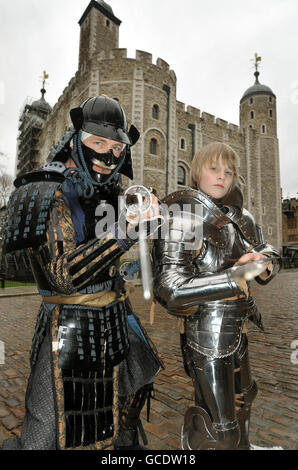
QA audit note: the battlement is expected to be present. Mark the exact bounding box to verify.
[175,105,243,142]
[187,105,201,120]
[201,112,216,125]
[176,102,201,119]
[110,48,128,59]
[176,101,186,113]
[156,57,170,70]
[215,118,228,129]
[136,50,153,64]
[104,48,172,71]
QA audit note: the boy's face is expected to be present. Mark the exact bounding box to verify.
[199,156,234,199]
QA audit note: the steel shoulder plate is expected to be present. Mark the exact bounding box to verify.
[236,208,259,245]
[162,188,230,248]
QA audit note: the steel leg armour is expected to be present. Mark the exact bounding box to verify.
[181,333,257,450]
[181,344,240,450]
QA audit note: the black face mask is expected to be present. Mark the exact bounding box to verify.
[81,142,124,183]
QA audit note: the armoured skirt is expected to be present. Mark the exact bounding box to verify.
[185,296,262,360]
[3,298,161,450]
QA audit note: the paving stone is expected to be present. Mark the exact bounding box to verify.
[268,425,298,440]
[1,414,18,431]
[13,378,26,387]
[161,409,184,422]
[5,385,19,394]
[5,398,20,408]
[12,427,22,439]
[166,436,181,450]
[3,369,19,378]
[159,420,181,436]
[0,407,10,418]
[13,392,25,403]
[11,407,25,419]
[0,388,9,399]
[143,422,169,439]
[0,380,10,389]
[256,429,293,449]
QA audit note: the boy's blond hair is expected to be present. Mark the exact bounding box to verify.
[190,142,244,192]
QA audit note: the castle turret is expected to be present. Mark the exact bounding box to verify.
[240,54,281,249]
[240,55,276,136]
[16,72,52,177]
[78,0,121,72]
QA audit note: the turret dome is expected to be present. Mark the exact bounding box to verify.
[240,71,275,104]
[31,88,52,114]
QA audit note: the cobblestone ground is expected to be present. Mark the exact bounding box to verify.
[0,270,297,450]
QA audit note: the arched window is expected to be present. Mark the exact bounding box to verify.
[152,104,159,120]
[150,138,157,155]
[250,111,254,119]
[178,165,186,185]
[261,124,266,134]
[269,109,273,118]
[249,97,254,105]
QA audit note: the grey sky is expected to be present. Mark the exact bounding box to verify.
[0,0,297,197]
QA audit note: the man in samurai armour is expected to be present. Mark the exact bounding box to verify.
[152,142,281,450]
[2,96,163,450]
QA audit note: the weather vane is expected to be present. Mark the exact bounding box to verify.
[251,53,261,72]
[39,70,49,99]
[40,70,49,87]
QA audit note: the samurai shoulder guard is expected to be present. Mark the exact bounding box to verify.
[3,179,64,253]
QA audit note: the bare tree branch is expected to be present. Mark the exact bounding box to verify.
[0,171,13,208]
